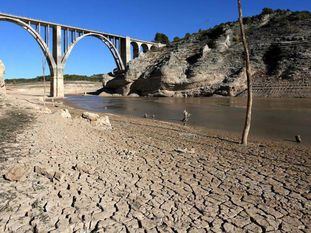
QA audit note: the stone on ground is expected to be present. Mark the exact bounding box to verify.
[96,116,112,129]
[40,107,52,114]
[4,164,28,181]
[60,109,71,118]
[82,112,112,129]
[82,112,99,121]
[0,60,6,96]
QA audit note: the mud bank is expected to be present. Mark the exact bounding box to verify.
[0,92,310,232]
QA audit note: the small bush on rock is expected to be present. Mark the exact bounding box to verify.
[261,8,274,15]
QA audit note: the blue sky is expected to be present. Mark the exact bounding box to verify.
[0,0,310,79]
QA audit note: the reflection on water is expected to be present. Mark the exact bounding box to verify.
[65,96,311,144]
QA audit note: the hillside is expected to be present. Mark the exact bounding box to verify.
[105,9,311,97]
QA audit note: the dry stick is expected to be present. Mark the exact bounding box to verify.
[238,0,253,145]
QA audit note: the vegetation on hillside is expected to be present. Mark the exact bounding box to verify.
[5,74,103,84]
[170,8,311,44]
[154,32,170,45]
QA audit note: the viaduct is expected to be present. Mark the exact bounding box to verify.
[0,13,162,97]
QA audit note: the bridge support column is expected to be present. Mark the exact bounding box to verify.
[51,66,64,98]
[120,36,131,68]
[51,25,64,98]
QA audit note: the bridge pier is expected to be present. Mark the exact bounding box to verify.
[120,37,131,66]
[51,66,64,98]
[51,25,64,98]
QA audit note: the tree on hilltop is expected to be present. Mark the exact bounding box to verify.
[184,33,191,39]
[261,7,274,15]
[173,37,180,42]
[154,33,170,45]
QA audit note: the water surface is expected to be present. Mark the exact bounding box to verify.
[66,96,311,144]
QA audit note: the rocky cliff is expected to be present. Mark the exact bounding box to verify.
[106,9,311,97]
[0,60,5,96]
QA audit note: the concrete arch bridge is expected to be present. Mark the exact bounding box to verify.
[0,13,162,97]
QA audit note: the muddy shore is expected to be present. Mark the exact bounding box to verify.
[0,92,310,232]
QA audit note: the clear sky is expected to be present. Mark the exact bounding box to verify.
[0,0,310,79]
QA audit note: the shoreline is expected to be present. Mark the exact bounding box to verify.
[5,81,311,99]
[0,93,310,232]
[64,94,311,147]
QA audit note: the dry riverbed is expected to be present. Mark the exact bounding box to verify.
[0,93,310,233]
[5,81,102,97]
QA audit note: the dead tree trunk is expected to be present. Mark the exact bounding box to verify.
[238,0,253,145]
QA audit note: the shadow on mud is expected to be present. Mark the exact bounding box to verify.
[0,107,33,163]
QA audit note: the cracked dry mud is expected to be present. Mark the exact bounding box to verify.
[0,98,310,233]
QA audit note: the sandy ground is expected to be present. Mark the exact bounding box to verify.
[0,91,310,233]
[5,81,102,97]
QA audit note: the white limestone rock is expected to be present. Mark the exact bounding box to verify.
[4,164,29,181]
[202,44,211,57]
[40,107,52,114]
[82,112,99,121]
[0,60,6,96]
[60,109,71,118]
[96,116,112,129]
[82,112,112,129]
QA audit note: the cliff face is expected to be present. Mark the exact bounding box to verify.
[0,60,5,96]
[106,10,311,97]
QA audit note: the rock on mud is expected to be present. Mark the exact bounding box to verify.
[82,112,99,121]
[34,166,54,181]
[82,112,112,129]
[40,107,52,114]
[4,164,29,181]
[60,109,71,118]
[96,116,112,129]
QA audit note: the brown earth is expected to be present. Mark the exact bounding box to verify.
[0,91,310,232]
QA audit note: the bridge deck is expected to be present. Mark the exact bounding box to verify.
[0,12,156,44]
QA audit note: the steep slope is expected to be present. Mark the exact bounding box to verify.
[106,9,311,97]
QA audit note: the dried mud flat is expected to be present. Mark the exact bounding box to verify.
[0,94,310,233]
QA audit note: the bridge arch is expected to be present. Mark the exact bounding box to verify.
[150,45,158,51]
[62,33,125,71]
[130,41,139,59]
[0,15,56,75]
[140,44,149,53]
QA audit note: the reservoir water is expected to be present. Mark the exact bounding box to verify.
[66,96,311,144]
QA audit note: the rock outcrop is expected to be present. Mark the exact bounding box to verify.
[106,10,311,97]
[82,112,112,129]
[0,60,6,96]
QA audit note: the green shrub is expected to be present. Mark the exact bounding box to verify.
[288,11,311,21]
[261,8,274,15]
[154,32,170,45]
[184,33,191,39]
[207,25,224,40]
[5,74,102,84]
[173,37,180,42]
